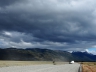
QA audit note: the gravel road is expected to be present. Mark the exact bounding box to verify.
[0,63,80,72]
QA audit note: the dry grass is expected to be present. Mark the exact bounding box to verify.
[0,61,52,67]
[0,60,67,67]
[81,62,96,72]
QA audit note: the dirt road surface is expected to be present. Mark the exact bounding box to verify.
[0,63,80,72]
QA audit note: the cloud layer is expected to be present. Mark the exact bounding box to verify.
[0,0,96,51]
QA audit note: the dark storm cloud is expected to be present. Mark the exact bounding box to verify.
[0,0,25,7]
[0,0,96,51]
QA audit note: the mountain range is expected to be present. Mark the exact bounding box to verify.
[0,48,96,62]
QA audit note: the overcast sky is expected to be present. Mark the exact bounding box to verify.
[0,0,96,51]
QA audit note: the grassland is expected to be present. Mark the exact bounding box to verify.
[0,60,68,67]
[81,62,96,72]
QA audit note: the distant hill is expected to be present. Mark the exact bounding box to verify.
[0,48,96,62]
[72,51,96,61]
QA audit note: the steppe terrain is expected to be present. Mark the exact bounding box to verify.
[0,61,52,67]
[82,62,96,72]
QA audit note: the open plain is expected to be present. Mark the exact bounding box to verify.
[82,62,96,72]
